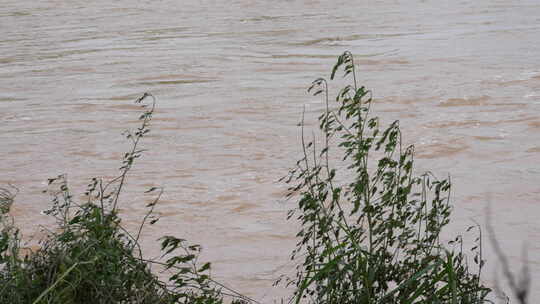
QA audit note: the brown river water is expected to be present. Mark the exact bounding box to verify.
[1,0,540,302]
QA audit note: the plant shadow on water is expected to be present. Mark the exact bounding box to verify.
[0,52,531,303]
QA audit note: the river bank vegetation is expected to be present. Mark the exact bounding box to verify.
[0,52,527,303]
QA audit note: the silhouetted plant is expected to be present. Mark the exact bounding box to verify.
[281,51,491,304]
[487,206,530,304]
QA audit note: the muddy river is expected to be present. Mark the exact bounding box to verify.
[1,0,540,302]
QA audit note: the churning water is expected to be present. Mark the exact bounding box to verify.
[1,0,540,301]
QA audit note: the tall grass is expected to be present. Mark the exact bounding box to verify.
[0,93,251,304]
[280,51,492,303]
[0,52,529,303]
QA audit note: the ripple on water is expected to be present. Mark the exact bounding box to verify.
[2,0,540,301]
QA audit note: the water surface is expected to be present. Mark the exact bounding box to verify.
[1,0,540,301]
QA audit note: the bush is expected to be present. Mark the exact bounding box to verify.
[281,51,492,303]
[0,94,249,304]
[0,52,499,304]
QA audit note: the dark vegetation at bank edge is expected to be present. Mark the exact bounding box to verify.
[0,52,529,303]
[0,95,251,304]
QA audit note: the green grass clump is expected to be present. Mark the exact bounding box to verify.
[0,52,511,304]
[280,51,492,303]
[0,94,249,304]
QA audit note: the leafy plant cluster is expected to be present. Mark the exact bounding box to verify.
[0,52,508,304]
[281,51,492,303]
[0,94,250,304]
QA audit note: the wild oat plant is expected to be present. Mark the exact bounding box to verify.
[281,51,492,304]
[0,94,250,304]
